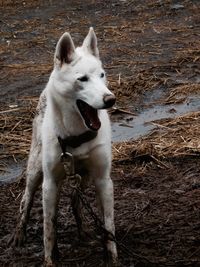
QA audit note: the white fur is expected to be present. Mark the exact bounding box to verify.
[14,28,117,266]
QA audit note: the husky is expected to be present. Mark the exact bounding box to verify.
[12,28,118,266]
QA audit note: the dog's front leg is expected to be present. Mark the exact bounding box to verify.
[43,169,63,267]
[95,176,118,265]
[90,150,118,266]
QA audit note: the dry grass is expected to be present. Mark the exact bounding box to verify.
[161,84,200,105]
[1,93,200,165]
[0,97,37,160]
[113,110,200,166]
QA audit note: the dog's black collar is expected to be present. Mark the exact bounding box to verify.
[58,130,98,153]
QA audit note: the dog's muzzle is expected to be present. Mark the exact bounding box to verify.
[103,94,116,109]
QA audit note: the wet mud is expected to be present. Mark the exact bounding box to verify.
[112,93,200,142]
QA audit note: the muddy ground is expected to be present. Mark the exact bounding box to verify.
[1,0,200,266]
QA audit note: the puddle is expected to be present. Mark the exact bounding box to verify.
[1,96,200,183]
[0,161,25,184]
[112,96,200,142]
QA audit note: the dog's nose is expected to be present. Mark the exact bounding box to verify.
[103,94,116,108]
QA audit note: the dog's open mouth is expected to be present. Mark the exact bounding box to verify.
[77,100,101,131]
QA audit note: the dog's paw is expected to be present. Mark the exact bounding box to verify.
[105,240,119,267]
[44,242,60,267]
[44,262,57,267]
[44,258,58,267]
[106,252,119,267]
[106,254,120,267]
[7,227,26,247]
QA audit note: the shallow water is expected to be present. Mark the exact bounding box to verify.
[0,161,25,184]
[112,96,200,142]
[2,96,200,183]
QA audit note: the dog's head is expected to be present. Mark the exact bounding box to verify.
[53,28,115,131]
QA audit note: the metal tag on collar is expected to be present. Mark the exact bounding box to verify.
[60,152,75,176]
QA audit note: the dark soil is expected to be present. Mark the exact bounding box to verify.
[1,157,200,267]
[1,0,200,266]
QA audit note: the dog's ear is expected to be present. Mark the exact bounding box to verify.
[82,27,99,58]
[55,32,76,66]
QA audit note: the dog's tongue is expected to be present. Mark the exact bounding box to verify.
[85,105,101,130]
[77,100,101,131]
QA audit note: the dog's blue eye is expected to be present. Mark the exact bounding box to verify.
[78,75,89,82]
[100,73,105,78]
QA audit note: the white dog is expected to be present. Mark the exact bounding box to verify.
[12,27,117,266]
